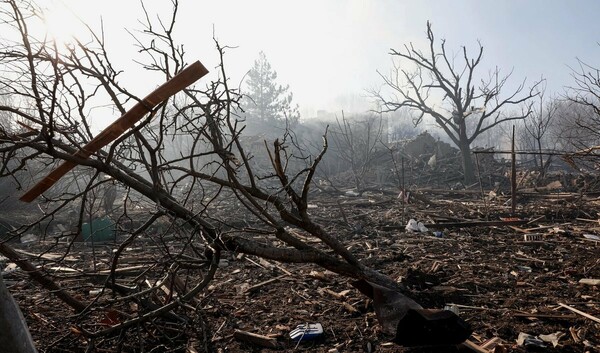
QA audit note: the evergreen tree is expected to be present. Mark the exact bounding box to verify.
[241,51,299,126]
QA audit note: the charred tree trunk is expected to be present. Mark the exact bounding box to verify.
[459,142,476,185]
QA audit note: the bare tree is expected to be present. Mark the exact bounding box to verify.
[328,113,385,192]
[374,21,541,184]
[552,101,598,153]
[569,57,600,114]
[522,86,559,176]
[565,57,600,149]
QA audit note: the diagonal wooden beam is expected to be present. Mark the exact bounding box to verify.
[20,60,208,202]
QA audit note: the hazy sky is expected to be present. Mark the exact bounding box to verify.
[37,0,600,119]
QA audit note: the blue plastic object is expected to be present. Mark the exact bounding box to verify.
[289,323,323,341]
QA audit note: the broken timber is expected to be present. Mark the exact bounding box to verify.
[233,329,278,349]
[20,61,209,202]
[381,219,529,231]
[424,219,529,229]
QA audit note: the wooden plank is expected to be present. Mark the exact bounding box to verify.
[579,278,600,286]
[20,61,209,202]
[244,275,287,294]
[512,312,577,320]
[233,329,278,348]
[424,219,529,229]
[558,303,600,324]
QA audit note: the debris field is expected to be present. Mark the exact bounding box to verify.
[3,186,599,352]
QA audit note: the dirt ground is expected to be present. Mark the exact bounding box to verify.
[4,189,600,352]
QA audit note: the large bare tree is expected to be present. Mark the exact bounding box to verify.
[565,57,600,148]
[375,21,541,184]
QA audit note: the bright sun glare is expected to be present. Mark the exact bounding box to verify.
[39,1,80,48]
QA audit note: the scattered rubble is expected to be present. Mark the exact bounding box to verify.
[2,180,599,352]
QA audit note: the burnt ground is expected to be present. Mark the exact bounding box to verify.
[3,189,600,352]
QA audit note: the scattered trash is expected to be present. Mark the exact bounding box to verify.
[345,190,360,197]
[538,331,565,348]
[443,304,459,315]
[523,233,542,241]
[20,233,38,243]
[289,323,323,341]
[516,332,546,348]
[405,219,419,232]
[433,231,444,238]
[582,233,600,241]
[516,265,532,273]
[405,219,428,233]
[2,262,17,274]
[89,289,103,296]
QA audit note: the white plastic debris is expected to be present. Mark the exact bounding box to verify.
[405,219,428,233]
[523,233,542,241]
[2,263,17,274]
[539,331,565,348]
[443,304,460,315]
[89,289,103,296]
[405,219,419,232]
[516,332,546,348]
[583,234,600,241]
[20,233,38,243]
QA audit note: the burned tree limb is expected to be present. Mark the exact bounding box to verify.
[0,242,87,312]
